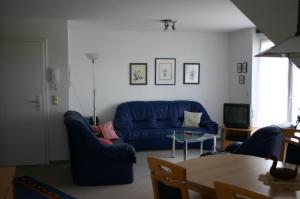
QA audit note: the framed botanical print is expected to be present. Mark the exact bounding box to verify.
[239,75,245,84]
[155,58,176,85]
[183,63,200,84]
[242,62,248,73]
[129,63,147,85]
[237,63,242,73]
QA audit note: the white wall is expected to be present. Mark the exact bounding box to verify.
[228,28,254,103]
[68,21,230,126]
[0,19,69,161]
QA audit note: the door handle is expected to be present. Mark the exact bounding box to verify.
[29,99,39,104]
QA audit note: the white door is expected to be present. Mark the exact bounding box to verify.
[0,38,48,166]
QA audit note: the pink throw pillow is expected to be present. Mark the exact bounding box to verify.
[99,121,119,140]
[90,125,100,132]
[98,137,113,145]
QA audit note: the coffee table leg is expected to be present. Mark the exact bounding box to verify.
[184,141,188,160]
[200,141,203,155]
[172,136,176,158]
[213,136,216,152]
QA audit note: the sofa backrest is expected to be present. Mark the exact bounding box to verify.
[114,101,212,131]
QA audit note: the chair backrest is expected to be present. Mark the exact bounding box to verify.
[235,125,282,158]
[214,181,271,199]
[283,132,300,165]
[147,156,189,199]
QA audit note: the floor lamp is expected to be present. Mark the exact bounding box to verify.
[85,53,99,126]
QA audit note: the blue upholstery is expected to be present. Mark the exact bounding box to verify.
[64,111,136,185]
[113,101,218,150]
[225,125,283,158]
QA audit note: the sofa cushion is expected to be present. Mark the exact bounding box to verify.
[99,121,119,140]
[182,111,202,127]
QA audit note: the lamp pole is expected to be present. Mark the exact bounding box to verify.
[92,61,96,126]
[85,53,99,126]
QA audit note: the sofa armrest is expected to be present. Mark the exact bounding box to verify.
[200,120,218,134]
[94,142,136,163]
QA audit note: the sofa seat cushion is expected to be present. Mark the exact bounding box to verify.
[182,111,202,127]
[128,127,209,141]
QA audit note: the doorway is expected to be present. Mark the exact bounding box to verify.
[0,37,49,165]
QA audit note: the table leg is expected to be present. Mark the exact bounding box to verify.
[172,131,176,158]
[213,136,216,152]
[200,141,203,155]
[184,141,188,160]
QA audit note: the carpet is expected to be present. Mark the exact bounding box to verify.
[15,176,76,199]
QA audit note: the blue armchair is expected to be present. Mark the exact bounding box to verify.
[64,111,136,185]
[225,125,283,158]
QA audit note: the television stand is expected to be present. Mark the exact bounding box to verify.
[219,125,257,149]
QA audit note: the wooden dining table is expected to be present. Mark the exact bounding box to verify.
[178,154,300,199]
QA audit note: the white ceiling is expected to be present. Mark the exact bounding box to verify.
[0,0,254,32]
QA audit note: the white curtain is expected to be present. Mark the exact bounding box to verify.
[292,65,300,124]
[253,40,289,127]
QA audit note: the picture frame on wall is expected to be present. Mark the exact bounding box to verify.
[239,75,245,84]
[129,63,147,85]
[237,63,242,73]
[183,63,200,84]
[155,58,176,85]
[242,62,248,73]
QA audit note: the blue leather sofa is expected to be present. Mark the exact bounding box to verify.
[113,101,218,150]
[64,111,136,185]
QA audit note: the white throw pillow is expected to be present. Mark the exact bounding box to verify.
[182,111,202,127]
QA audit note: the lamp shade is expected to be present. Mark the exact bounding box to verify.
[85,53,99,61]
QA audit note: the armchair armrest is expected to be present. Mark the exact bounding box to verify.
[92,141,136,163]
[82,136,136,163]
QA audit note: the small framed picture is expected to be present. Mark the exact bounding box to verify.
[242,62,247,73]
[239,75,245,84]
[237,63,242,73]
[155,58,176,85]
[183,63,200,84]
[129,63,147,85]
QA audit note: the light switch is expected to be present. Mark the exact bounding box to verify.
[52,95,59,105]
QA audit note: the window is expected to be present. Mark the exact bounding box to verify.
[252,38,300,127]
[291,65,300,124]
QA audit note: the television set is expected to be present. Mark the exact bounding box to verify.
[223,103,250,129]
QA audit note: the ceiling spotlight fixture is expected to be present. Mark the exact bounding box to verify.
[160,19,177,31]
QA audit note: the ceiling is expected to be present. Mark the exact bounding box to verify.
[0,0,254,32]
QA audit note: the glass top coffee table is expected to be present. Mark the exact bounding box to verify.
[166,131,217,160]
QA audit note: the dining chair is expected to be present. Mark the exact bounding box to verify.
[147,156,189,199]
[283,132,300,165]
[214,181,271,199]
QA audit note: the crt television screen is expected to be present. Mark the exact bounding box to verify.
[223,103,250,128]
